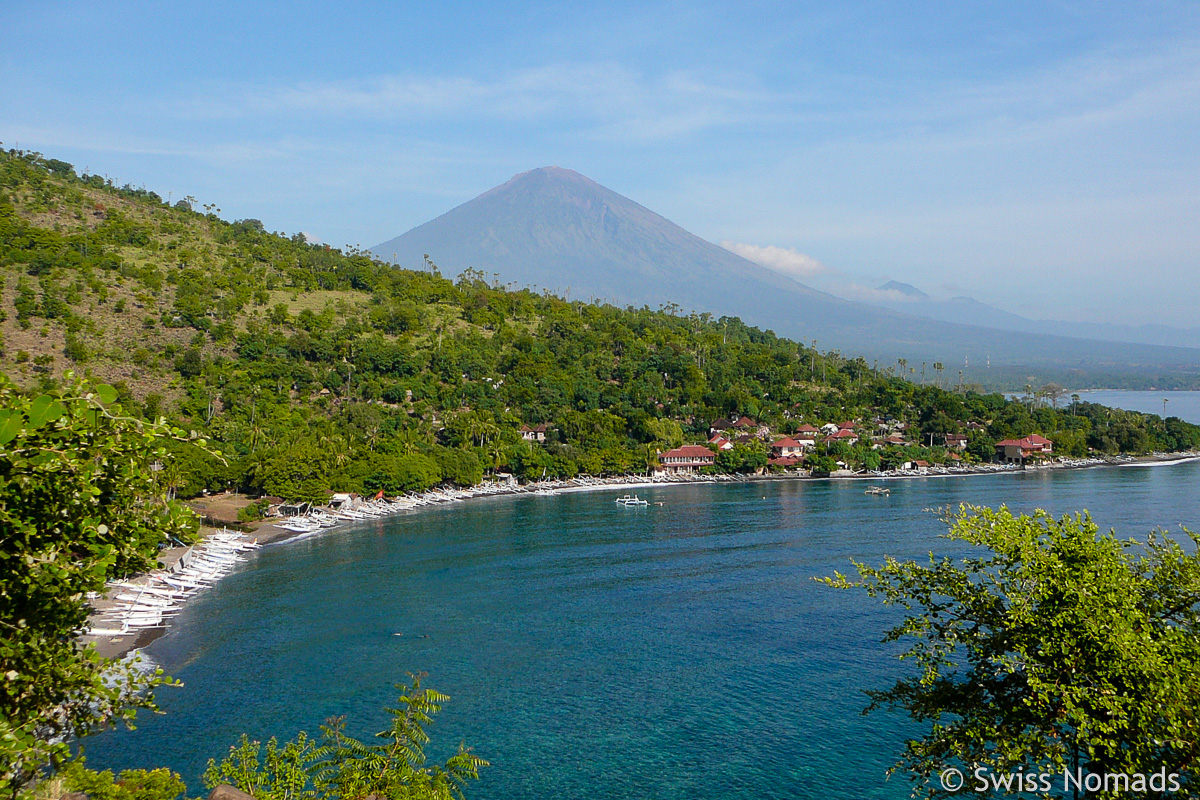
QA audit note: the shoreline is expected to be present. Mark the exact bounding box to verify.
[85,449,1200,661]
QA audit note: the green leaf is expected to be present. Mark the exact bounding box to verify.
[26,395,66,429]
[94,384,118,405]
[0,410,21,445]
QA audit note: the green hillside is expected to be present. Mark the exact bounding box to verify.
[2,148,1197,502]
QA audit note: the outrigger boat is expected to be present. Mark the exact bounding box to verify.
[863,486,891,496]
[615,494,649,506]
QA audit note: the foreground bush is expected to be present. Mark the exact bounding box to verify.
[203,676,487,800]
[0,374,199,796]
[824,505,1200,799]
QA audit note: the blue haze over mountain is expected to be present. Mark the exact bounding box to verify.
[372,168,1200,386]
[865,282,1200,351]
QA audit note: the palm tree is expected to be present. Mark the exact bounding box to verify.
[159,461,184,502]
[479,419,500,447]
[484,440,505,473]
[247,420,265,453]
[643,443,660,476]
[365,423,382,452]
[395,427,422,455]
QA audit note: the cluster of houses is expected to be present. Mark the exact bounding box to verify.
[654,415,1054,474]
[517,416,1054,475]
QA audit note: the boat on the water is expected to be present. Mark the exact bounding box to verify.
[615,494,649,506]
[863,486,891,496]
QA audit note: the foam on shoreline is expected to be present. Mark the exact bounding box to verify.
[85,449,1200,660]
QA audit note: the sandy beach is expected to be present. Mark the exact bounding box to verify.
[84,449,1200,661]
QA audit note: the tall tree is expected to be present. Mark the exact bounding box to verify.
[823,505,1200,799]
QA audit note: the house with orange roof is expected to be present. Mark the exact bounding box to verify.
[657,445,716,473]
[822,428,860,446]
[770,437,808,458]
[994,435,1053,463]
[707,433,735,451]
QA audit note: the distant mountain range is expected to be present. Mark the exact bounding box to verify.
[372,167,1200,388]
[857,281,1200,351]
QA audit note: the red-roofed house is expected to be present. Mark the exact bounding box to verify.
[944,434,968,450]
[994,435,1053,463]
[768,455,805,469]
[520,423,550,442]
[657,445,716,473]
[732,416,757,430]
[707,433,734,451]
[1025,434,1053,452]
[822,428,860,446]
[792,426,818,448]
[770,437,807,458]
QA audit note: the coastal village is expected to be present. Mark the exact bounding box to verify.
[222,412,1067,527]
[91,416,1067,649]
[651,414,1052,476]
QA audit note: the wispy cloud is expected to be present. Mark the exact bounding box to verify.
[181,64,777,141]
[721,241,828,278]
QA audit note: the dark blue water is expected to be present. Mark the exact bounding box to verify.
[86,463,1200,799]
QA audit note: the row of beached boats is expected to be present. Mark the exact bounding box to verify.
[271,487,513,534]
[86,531,260,636]
[272,473,752,535]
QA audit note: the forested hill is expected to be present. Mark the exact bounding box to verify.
[1,148,1197,502]
[373,166,1200,389]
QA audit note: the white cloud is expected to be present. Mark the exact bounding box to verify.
[835,283,922,304]
[720,241,827,278]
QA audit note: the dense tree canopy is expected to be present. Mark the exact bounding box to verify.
[2,148,1198,502]
[824,506,1200,799]
[0,374,199,796]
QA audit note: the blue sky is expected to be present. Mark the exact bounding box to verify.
[3,2,1199,326]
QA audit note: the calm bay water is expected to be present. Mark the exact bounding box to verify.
[86,463,1200,799]
[1075,390,1200,424]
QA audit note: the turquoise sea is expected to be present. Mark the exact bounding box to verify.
[86,463,1200,799]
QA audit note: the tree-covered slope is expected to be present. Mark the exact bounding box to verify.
[372,167,1200,388]
[2,148,1197,503]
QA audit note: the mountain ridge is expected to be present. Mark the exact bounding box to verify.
[372,167,1200,386]
[857,281,1200,350]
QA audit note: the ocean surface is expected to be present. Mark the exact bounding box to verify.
[86,463,1200,799]
[1074,389,1200,425]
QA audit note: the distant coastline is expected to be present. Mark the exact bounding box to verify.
[1071,389,1200,425]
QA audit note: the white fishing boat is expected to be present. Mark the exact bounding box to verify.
[615,494,649,506]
